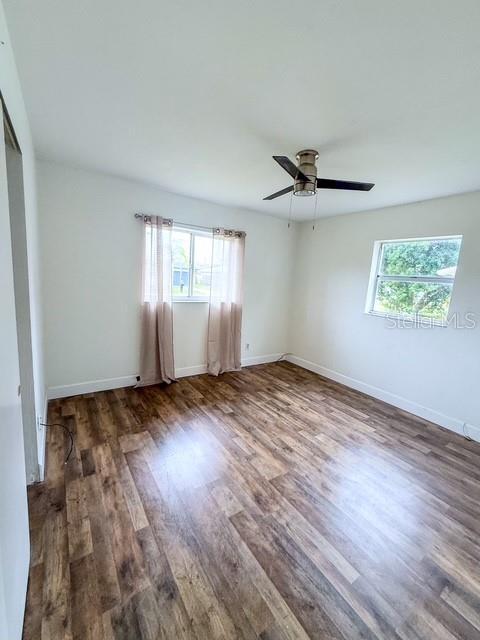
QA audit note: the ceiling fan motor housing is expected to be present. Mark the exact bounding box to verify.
[294,149,318,196]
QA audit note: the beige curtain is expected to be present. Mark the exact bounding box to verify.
[207,228,245,376]
[137,216,175,386]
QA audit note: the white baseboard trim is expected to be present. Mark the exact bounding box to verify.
[242,353,283,366]
[176,364,207,378]
[466,423,480,443]
[286,354,480,443]
[167,354,284,379]
[48,375,138,399]
[47,353,284,399]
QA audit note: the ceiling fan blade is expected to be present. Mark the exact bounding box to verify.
[317,178,374,191]
[263,185,294,200]
[273,156,309,182]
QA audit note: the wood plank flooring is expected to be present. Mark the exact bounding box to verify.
[23,362,480,639]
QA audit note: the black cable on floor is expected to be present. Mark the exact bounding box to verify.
[41,422,74,464]
[462,423,473,442]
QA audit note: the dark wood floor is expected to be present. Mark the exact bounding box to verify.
[23,362,480,640]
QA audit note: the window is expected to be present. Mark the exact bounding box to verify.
[172,227,213,300]
[366,236,462,324]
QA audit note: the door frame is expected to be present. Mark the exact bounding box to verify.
[2,92,39,483]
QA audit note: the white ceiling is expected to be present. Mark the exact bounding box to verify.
[4,0,480,220]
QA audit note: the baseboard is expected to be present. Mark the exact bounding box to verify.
[176,354,283,377]
[286,354,480,443]
[48,375,138,399]
[176,364,207,378]
[47,354,284,399]
[242,353,283,366]
[466,423,480,442]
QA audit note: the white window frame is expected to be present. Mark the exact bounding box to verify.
[172,224,212,302]
[365,235,462,325]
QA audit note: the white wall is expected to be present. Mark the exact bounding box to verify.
[38,160,296,394]
[0,0,44,634]
[290,191,480,437]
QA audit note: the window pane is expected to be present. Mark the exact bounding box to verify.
[172,230,191,297]
[380,238,462,277]
[192,234,212,297]
[374,280,453,322]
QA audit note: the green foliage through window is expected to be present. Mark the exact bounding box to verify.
[380,238,461,277]
[370,237,462,323]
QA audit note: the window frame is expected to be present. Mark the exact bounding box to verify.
[365,234,462,325]
[172,224,212,302]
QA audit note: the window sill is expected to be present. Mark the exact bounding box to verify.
[364,311,448,327]
[173,298,209,304]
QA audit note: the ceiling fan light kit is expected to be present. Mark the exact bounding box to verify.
[264,149,375,201]
[293,149,318,196]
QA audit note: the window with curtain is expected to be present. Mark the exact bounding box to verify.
[139,217,245,379]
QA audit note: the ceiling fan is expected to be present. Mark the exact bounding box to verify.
[264,149,374,200]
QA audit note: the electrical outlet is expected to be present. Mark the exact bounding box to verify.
[36,416,43,432]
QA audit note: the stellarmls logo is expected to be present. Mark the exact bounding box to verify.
[385,312,477,329]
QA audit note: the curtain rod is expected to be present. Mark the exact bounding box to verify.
[134,213,246,236]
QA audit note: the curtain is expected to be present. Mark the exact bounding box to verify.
[137,216,176,386]
[207,228,246,376]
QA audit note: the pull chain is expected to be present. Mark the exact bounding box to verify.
[312,189,319,230]
[287,190,294,229]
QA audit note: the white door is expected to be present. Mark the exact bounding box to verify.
[0,101,30,639]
